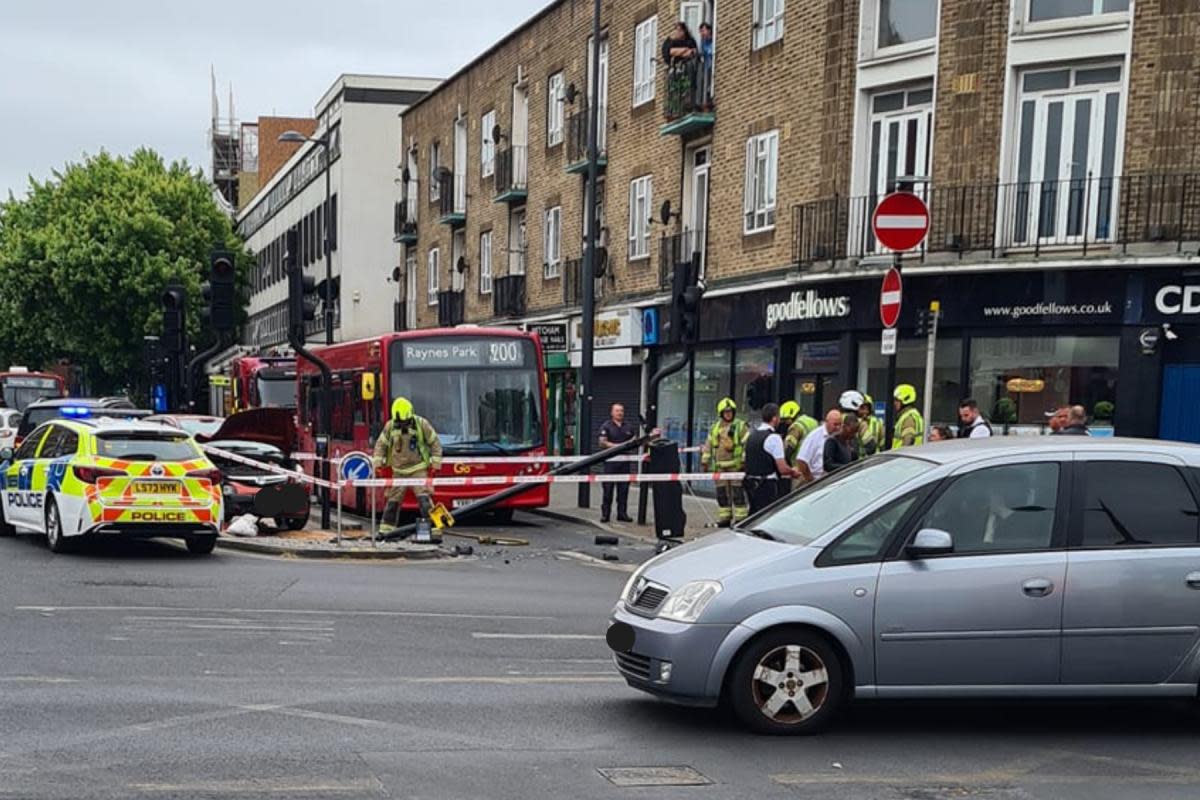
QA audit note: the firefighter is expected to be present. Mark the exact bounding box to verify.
[857,392,885,456]
[779,400,817,472]
[372,397,443,535]
[702,397,749,526]
[891,384,925,449]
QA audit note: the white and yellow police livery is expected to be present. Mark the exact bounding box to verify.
[0,418,223,554]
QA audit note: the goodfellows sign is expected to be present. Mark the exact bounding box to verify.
[765,289,851,331]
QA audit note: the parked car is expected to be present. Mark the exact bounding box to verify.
[608,437,1200,734]
[191,408,310,530]
[0,409,20,451]
[144,414,223,439]
[14,398,151,448]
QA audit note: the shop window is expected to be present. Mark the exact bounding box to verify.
[655,348,692,454]
[969,335,1117,432]
[858,337,963,427]
[735,342,775,415]
[691,346,732,447]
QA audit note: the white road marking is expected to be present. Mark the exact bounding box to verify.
[17,605,555,620]
[130,778,382,794]
[471,632,604,640]
[0,676,80,684]
[180,624,336,632]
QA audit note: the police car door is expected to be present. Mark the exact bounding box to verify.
[2,425,52,529]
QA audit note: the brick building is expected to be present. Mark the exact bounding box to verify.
[397,0,1200,453]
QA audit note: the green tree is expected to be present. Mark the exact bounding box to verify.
[0,148,249,395]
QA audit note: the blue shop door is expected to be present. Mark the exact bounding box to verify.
[1159,365,1200,443]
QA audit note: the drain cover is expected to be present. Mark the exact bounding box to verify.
[598,766,713,787]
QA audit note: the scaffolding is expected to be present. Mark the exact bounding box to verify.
[210,68,252,210]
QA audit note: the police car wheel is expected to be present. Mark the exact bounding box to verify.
[44,497,71,554]
[186,536,217,556]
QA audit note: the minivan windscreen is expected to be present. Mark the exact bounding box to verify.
[744,456,934,545]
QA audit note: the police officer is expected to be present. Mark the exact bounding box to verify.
[372,397,443,535]
[857,393,885,456]
[702,397,748,526]
[891,384,925,449]
[598,403,637,523]
[744,403,795,515]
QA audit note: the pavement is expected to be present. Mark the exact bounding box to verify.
[537,481,722,541]
[2,514,1199,800]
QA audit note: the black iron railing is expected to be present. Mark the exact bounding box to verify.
[437,169,466,219]
[393,197,417,241]
[566,103,608,167]
[492,274,526,318]
[658,229,705,288]
[495,146,528,197]
[437,289,464,327]
[793,173,1200,270]
[664,58,712,120]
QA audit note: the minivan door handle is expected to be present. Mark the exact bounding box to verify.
[1185,572,1200,590]
[1022,578,1054,598]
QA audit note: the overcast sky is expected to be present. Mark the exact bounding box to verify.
[0,0,550,199]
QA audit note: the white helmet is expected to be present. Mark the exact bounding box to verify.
[838,390,866,413]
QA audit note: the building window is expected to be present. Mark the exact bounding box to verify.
[481,110,496,177]
[877,0,937,50]
[743,131,778,233]
[628,175,652,260]
[543,206,562,279]
[633,16,658,107]
[867,86,933,198]
[429,142,440,202]
[427,248,439,305]
[1028,0,1129,24]
[858,337,964,428]
[547,72,565,146]
[479,231,493,295]
[735,341,776,415]
[1010,64,1123,246]
[969,335,1118,433]
[405,251,418,327]
[451,230,466,292]
[753,0,785,50]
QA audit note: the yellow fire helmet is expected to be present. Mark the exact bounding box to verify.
[391,397,415,421]
[894,384,917,405]
[779,400,801,420]
[716,397,737,414]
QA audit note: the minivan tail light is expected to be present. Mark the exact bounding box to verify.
[187,468,222,484]
[74,465,126,484]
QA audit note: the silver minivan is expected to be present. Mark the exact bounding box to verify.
[608,438,1200,734]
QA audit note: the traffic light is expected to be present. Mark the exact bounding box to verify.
[202,249,237,331]
[285,227,317,342]
[161,285,187,355]
[667,258,704,345]
[915,306,941,337]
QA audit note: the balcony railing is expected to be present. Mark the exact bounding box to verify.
[662,59,714,136]
[793,173,1200,270]
[393,196,418,243]
[566,103,608,173]
[437,169,466,225]
[658,229,705,289]
[494,146,528,203]
[437,289,464,327]
[492,274,526,318]
[563,257,604,306]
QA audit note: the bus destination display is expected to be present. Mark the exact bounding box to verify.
[400,339,527,369]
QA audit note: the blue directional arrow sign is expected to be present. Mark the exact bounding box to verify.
[339,451,375,482]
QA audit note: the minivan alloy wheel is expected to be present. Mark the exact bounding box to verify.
[751,645,830,723]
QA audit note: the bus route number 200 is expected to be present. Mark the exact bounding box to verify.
[488,342,522,365]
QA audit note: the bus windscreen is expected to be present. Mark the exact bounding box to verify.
[2,376,62,411]
[390,338,543,452]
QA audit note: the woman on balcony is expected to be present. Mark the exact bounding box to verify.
[661,22,699,120]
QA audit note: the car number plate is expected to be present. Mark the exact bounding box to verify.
[452,498,471,508]
[131,480,180,495]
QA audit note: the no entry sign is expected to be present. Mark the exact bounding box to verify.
[872,192,930,252]
[880,268,902,329]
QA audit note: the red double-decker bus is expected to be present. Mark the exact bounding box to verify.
[295,328,550,519]
[0,368,67,411]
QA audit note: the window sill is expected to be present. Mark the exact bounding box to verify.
[752,36,784,54]
[858,41,936,68]
[1011,15,1130,42]
[628,253,650,263]
[744,223,776,237]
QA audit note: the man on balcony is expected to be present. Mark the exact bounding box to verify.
[698,22,714,111]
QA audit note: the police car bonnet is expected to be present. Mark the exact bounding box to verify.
[193,408,296,455]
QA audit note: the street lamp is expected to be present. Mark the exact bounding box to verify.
[278,130,335,345]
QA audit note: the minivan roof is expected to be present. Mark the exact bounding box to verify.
[897,436,1200,466]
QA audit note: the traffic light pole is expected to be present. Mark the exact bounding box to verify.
[577,0,601,510]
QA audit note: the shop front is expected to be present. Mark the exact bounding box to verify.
[654,266,1189,447]
[528,321,575,455]
[568,308,647,453]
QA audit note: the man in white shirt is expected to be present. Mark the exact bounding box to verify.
[744,403,797,515]
[796,408,842,483]
[957,398,993,439]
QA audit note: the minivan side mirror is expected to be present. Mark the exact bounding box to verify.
[907,528,954,558]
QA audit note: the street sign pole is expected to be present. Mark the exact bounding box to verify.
[884,256,900,449]
[922,301,940,431]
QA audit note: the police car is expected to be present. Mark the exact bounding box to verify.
[0,417,223,554]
